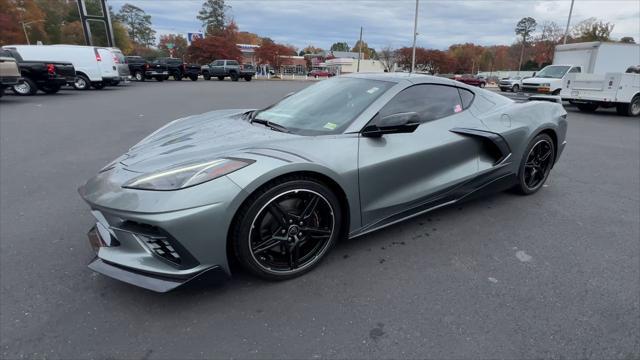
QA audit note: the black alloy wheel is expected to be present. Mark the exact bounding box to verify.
[516,134,555,195]
[233,179,342,280]
[134,71,144,81]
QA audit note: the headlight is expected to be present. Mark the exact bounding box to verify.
[541,83,551,87]
[122,158,254,191]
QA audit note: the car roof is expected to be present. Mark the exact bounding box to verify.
[343,72,471,87]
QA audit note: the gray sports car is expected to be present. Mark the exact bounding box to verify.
[79,73,567,292]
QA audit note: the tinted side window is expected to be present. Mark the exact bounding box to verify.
[212,60,223,66]
[458,88,474,109]
[379,84,463,123]
[569,67,581,73]
[227,60,239,66]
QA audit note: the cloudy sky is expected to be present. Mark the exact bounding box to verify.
[109,0,640,50]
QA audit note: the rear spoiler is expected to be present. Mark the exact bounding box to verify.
[527,95,562,103]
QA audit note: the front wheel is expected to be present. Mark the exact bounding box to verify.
[203,72,211,80]
[73,75,90,90]
[230,72,239,81]
[244,75,252,81]
[173,73,182,81]
[217,76,224,81]
[576,103,599,113]
[13,77,38,95]
[134,71,144,81]
[39,84,61,94]
[189,75,198,81]
[155,76,164,82]
[479,82,486,88]
[512,84,519,92]
[515,134,555,195]
[232,178,343,280]
[616,95,640,117]
[91,81,105,89]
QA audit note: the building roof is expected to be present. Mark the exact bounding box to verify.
[329,51,360,59]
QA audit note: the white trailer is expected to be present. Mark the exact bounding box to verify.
[560,70,640,116]
[522,42,640,96]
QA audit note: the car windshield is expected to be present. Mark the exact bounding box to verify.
[535,66,571,79]
[254,77,394,135]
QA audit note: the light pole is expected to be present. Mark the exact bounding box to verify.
[563,0,575,44]
[357,26,363,72]
[20,19,45,45]
[411,0,419,73]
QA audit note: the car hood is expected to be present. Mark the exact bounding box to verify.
[523,77,562,85]
[119,109,295,173]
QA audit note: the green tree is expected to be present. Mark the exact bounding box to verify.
[620,37,635,44]
[351,40,376,59]
[158,34,188,59]
[515,17,537,71]
[197,0,228,36]
[116,3,156,46]
[330,42,349,52]
[572,18,614,42]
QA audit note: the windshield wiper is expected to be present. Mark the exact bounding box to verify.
[251,117,290,133]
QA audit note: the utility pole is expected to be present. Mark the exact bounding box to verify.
[20,20,45,45]
[563,0,575,44]
[411,0,419,73]
[357,26,363,72]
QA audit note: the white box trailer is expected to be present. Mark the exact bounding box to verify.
[561,69,640,116]
[522,42,640,96]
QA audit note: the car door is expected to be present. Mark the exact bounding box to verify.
[211,60,223,76]
[358,84,486,226]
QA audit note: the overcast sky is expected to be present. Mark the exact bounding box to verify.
[109,0,640,50]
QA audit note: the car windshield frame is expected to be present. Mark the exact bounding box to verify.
[535,65,571,79]
[252,77,395,136]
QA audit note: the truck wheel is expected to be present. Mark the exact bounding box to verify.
[39,84,61,94]
[576,103,599,113]
[189,75,198,81]
[617,95,640,117]
[203,72,211,80]
[73,74,90,90]
[134,71,144,81]
[91,82,105,90]
[230,72,239,81]
[174,73,183,81]
[512,84,519,92]
[13,77,38,95]
[155,76,164,82]
[244,76,252,82]
[217,76,224,81]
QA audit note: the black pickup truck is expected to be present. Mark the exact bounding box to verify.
[126,56,168,82]
[156,57,200,81]
[0,48,75,95]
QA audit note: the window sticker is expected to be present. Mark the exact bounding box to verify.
[454,104,463,113]
[367,87,380,94]
[323,122,337,130]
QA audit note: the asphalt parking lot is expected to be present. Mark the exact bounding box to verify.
[1,80,639,359]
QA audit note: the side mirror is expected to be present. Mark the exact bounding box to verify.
[532,72,536,77]
[362,112,420,137]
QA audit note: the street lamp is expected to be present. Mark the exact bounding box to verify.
[411,0,419,73]
[563,0,575,44]
[20,19,45,45]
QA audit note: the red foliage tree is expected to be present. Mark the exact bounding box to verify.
[186,20,242,64]
[254,38,297,68]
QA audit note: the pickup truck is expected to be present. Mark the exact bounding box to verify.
[156,57,200,81]
[126,56,168,81]
[0,55,21,97]
[201,60,254,81]
[0,48,75,96]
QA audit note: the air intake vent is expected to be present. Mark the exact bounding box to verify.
[140,235,182,265]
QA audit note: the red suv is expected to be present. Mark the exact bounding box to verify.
[308,70,333,78]
[455,75,486,88]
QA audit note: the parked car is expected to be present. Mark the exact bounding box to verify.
[126,56,167,82]
[0,48,75,96]
[455,75,487,87]
[107,48,130,85]
[308,69,333,78]
[498,76,528,92]
[0,54,21,97]
[4,45,118,90]
[201,60,253,81]
[156,57,200,81]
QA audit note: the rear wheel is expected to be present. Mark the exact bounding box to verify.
[244,75,252,81]
[73,75,90,90]
[91,81,105,89]
[230,72,239,81]
[233,178,342,280]
[155,76,164,82]
[479,82,486,88]
[616,95,640,117]
[203,71,211,80]
[189,75,198,81]
[13,77,38,95]
[512,84,519,92]
[39,84,61,94]
[515,133,555,195]
[134,71,144,81]
[576,103,599,113]
[173,73,183,81]
[217,76,224,81]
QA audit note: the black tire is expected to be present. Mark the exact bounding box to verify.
[512,84,519,92]
[91,81,105,90]
[230,72,239,81]
[232,177,343,280]
[12,77,38,95]
[576,103,599,113]
[479,82,486,88]
[217,76,224,81]
[314,75,318,79]
[155,76,164,82]
[203,71,211,80]
[134,71,144,81]
[515,133,555,195]
[39,84,61,94]
[189,75,198,81]
[73,74,90,90]
[616,95,640,117]
[173,73,182,81]
[244,75,252,82]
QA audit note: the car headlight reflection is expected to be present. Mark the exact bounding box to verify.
[122,158,254,191]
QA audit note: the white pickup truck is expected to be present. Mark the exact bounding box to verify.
[560,66,640,116]
[521,42,640,96]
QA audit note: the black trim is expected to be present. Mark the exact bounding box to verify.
[450,127,511,164]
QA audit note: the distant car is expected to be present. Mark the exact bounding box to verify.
[126,56,168,82]
[0,55,21,97]
[455,75,486,88]
[498,76,526,92]
[201,60,254,81]
[308,69,332,78]
[0,48,75,96]
[156,57,200,81]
